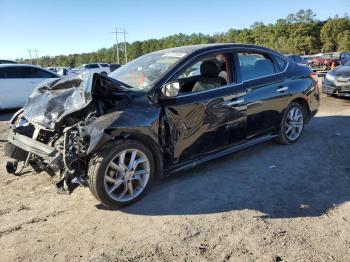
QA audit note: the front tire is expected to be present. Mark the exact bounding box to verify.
[88,140,155,208]
[276,102,305,145]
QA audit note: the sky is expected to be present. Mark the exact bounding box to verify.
[0,0,349,60]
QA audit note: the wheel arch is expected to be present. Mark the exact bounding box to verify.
[113,133,164,178]
[290,97,311,122]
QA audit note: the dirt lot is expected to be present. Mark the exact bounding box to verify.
[0,95,350,262]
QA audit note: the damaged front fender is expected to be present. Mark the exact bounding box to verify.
[84,111,122,154]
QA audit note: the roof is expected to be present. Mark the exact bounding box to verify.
[0,63,44,68]
[150,43,280,57]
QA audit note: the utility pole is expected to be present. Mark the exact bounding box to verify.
[27,49,32,64]
[33,49,39,65]
[123,28,128,63]
[27,49,39,65]
[111,27,128,64]
[111,28,120,64]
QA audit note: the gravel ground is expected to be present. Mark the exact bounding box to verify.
[0,95,350,262]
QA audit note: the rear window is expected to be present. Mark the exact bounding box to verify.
[100,63,109,67]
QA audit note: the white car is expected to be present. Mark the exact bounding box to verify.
[0,64,60,110]
[76,63,111,75]
[55,67,76,78]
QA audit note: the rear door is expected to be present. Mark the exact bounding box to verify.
[0,66,30,109]
[235,49,290,139]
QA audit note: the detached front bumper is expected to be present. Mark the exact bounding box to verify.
[5,110,63,172]
[5,128,63,174]
[5,109,55,161]
[7,130,55,159]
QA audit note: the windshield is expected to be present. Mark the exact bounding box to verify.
[108,51,187,91]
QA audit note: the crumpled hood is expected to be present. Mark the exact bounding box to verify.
[331,66,350,78]
[23,72,95,129]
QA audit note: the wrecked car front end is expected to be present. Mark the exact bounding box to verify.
[5,72,132,192]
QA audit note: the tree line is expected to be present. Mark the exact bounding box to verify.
[16,9,350,68]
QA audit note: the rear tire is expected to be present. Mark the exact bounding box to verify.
[88,139,155,208]
[275,102,305,145]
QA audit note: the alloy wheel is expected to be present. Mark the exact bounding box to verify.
[285,106,304,141]
[104,149,150,202]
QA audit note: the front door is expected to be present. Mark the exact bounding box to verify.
[161,51,247,164]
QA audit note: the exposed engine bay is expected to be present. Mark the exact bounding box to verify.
[5,72,132,193]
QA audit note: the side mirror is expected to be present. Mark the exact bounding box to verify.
[162,81,180,98]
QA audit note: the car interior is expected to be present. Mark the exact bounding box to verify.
[173,52,278,94]
[175,53,230,94]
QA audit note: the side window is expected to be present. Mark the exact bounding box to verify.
[87,64,99,69]
[101,63,109,67]
[0,67,31,78]
[173,53,231,94]
[29,68,57,78]
[179,61,201,78]
[237,52,276,81]
[274,55,288,72]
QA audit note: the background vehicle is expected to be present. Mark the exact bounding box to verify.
[286,55,309,67]
[323,59,350,97]
[0,64,60,109]
[5,44,319,208]
[311,52,350,71]
[76,63,111,75]
[339,52,350,65]
[47,67,75,77]
[0,60,17,64]
[109,63,121,72]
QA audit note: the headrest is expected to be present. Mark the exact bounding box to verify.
[200,61,220,77]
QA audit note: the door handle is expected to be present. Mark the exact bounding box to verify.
[225,98,245,106]
[276,86,289,92]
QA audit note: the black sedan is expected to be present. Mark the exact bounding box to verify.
[286,55,309,67]
[5,44,319,207]
[323,60,350,97]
